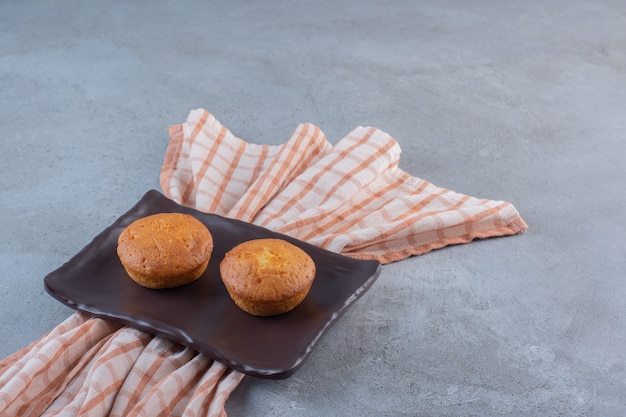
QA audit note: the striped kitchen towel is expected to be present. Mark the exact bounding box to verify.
[161,109,527,263]
[0,109,527,417]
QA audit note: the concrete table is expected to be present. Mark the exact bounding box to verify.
[1,1,625,415]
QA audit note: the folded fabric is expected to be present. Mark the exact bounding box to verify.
[0,109,527,416]
[0,313,243,417]
[161,109,527,263]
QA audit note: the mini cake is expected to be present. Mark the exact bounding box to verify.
[117,212,213,289]
[219,238,316,316]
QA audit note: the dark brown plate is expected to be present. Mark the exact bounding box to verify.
[44,190,381,379]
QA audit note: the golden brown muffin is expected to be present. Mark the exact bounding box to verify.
[117,213,213,289]
[220,238,316,316]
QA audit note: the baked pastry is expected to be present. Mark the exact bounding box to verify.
[220,238,316,316]
[117,212,213,289]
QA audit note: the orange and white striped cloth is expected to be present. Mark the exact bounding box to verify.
[161,109,527,263]
[0,109,527,416]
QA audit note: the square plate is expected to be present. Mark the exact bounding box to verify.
[44,190,381,379]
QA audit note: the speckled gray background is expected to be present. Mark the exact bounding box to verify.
[1,1,625,415]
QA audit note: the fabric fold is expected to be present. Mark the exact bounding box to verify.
[0,313,244,417]
[161,109,527,263]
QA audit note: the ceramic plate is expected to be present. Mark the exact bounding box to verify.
[44,190,381,379]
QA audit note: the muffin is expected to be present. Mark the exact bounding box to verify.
[117,212,213,289]
[220,238,316,316]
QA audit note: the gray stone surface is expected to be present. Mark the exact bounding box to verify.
[1,1,625,415]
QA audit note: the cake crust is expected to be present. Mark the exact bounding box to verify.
[220,238,316,316]
[117,212,213,289]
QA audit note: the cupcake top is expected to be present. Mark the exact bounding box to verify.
[220,238,316,303]
[117,212,213,286]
